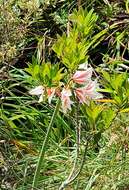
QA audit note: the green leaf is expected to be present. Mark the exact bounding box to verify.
[111,73,126,91]
[102,109,116,128]
[120,108,129,113]
[102,71,111,82]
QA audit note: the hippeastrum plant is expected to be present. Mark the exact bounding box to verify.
[29,61,102,189]
[27,8,106,189]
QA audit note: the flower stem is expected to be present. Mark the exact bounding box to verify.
[77,0,81,10]
[59,142,88,190]
[32,99,61,189]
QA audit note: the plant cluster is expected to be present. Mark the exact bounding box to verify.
[1,1,129,190]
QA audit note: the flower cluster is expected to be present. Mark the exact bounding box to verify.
[29,64,102,113]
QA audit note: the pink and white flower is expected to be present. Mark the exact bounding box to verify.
[46,88,55,104]
[29,85,44,103]
[75,81,101,104]
[84,80,102,99]
[61,88,73,113]
[72,68,92,85]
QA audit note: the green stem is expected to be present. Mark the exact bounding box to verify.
[32,99,61,189]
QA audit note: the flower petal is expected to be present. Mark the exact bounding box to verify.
[75,88,86,103]
[78,63,88,70]
[72,69,92,84]
[38,94,44,103]
[29,86,44,95]
[61,88,73,113]
[47,88,55,104]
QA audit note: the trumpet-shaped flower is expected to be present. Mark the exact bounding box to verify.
[84,81,97,98]
[84,80,102,99]
[29,85,44,103]
[75,81,101,104]
[61,88,73,113]
[72,68,92,84]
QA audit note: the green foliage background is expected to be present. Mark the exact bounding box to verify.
[1,0,129,189]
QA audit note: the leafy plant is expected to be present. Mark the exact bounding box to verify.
[1,1,129,190]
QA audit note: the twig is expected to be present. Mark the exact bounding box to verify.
[119,63,129,70]
[77,0,81,10]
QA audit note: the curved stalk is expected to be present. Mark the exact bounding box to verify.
[32,99,61,189]
[59,142,88,190]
